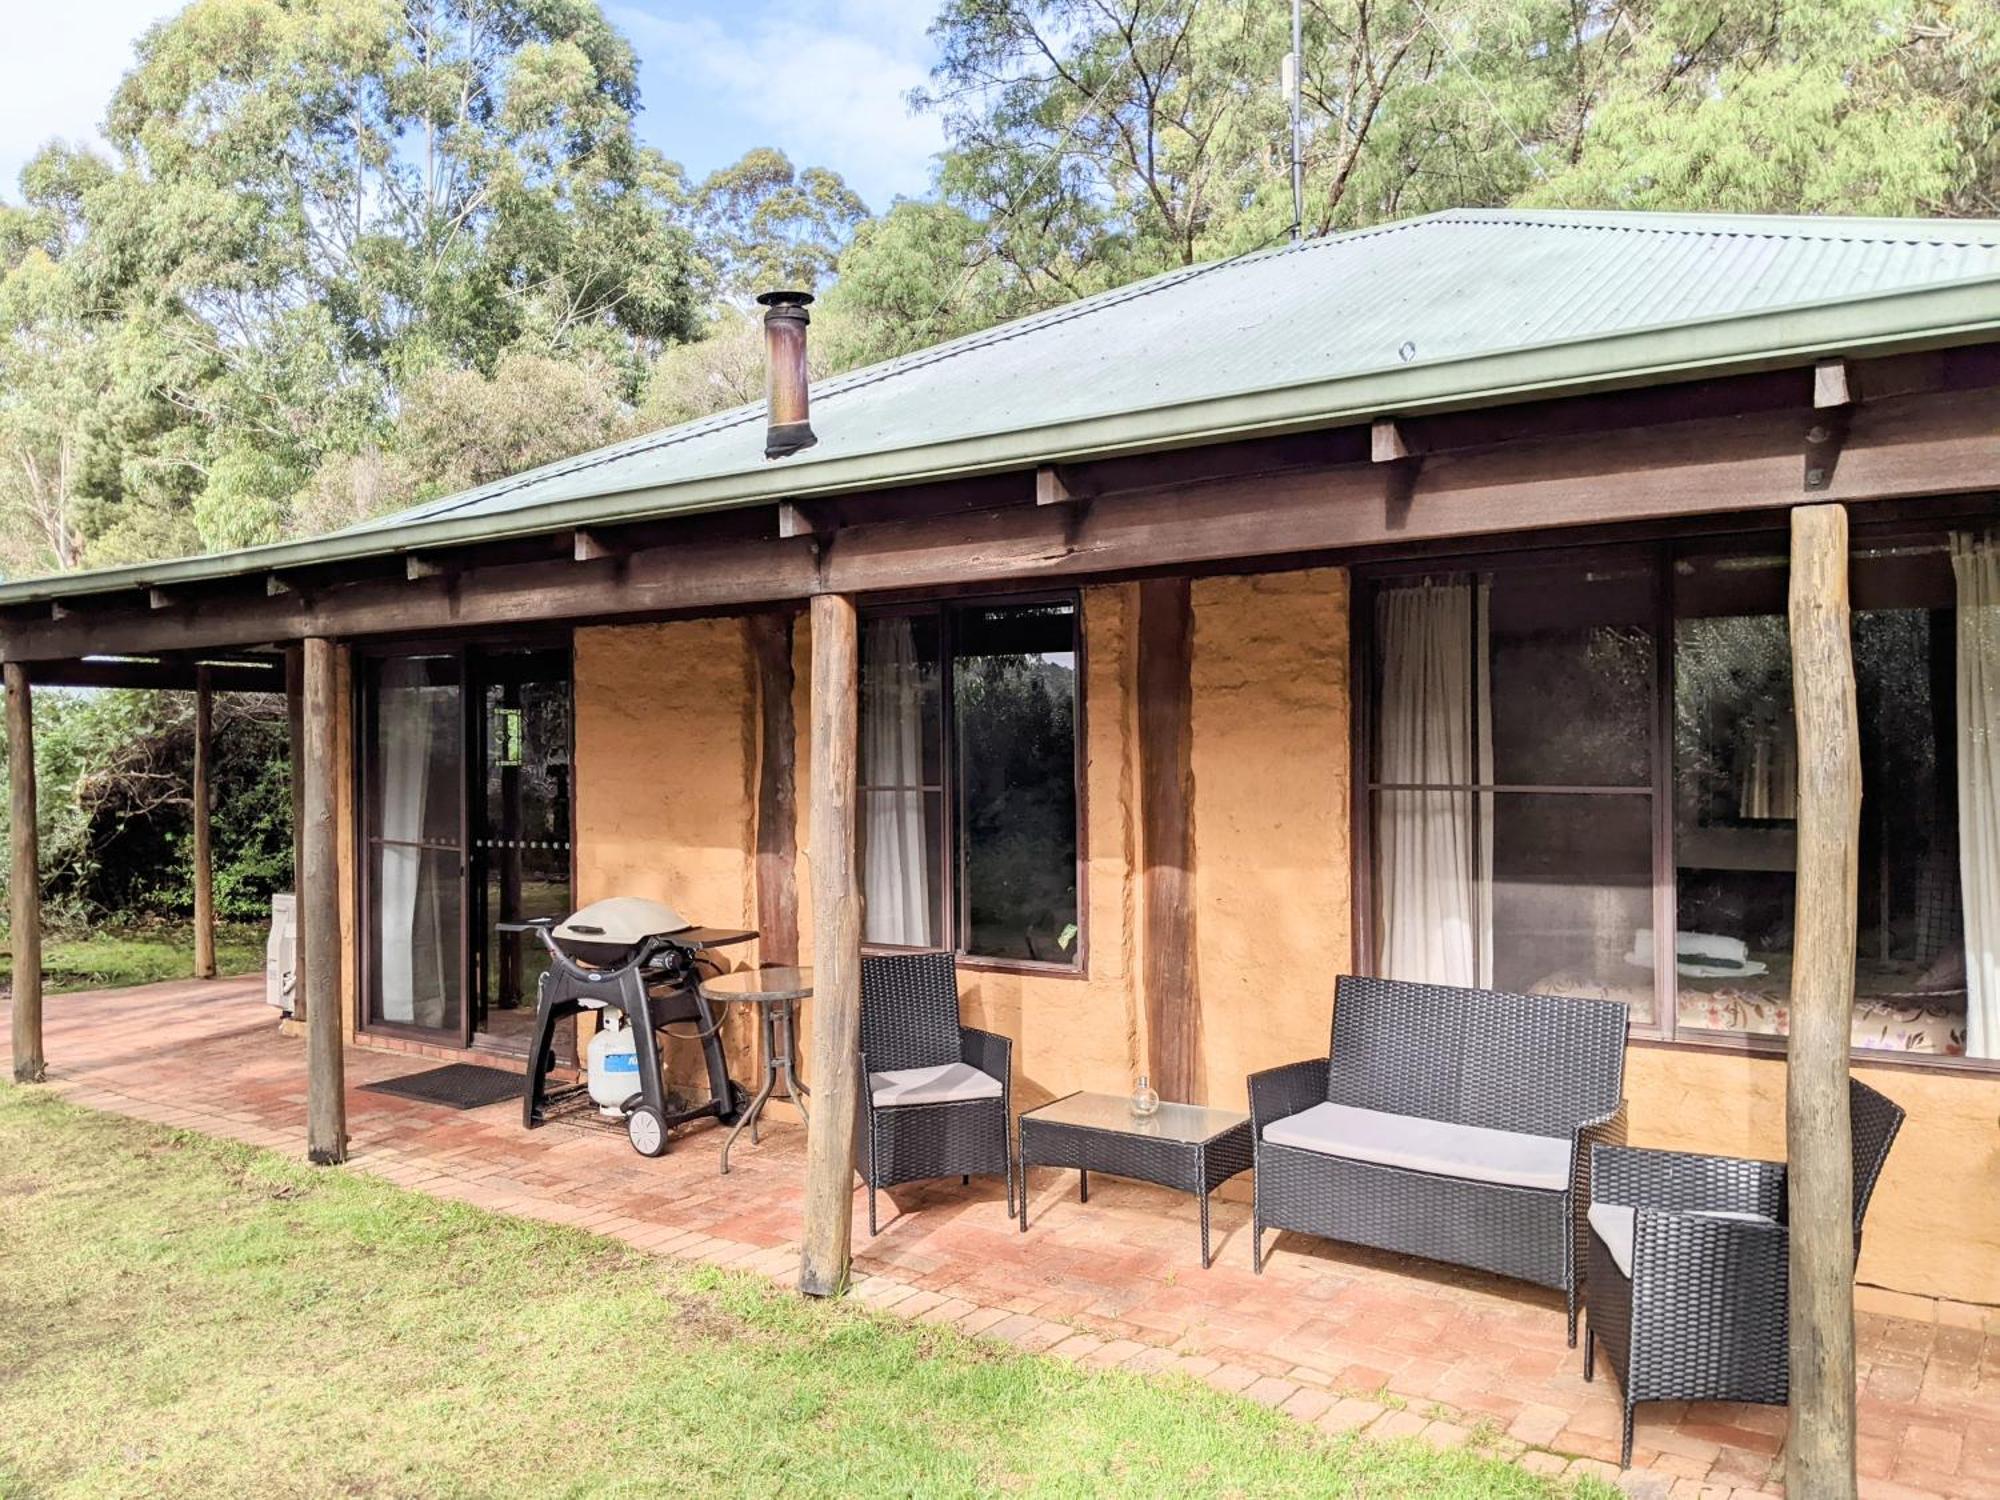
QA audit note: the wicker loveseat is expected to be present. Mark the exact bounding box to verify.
[1583,1076,1905,1466]
[855,950,1015,1234]
[1249,975,1629,1344]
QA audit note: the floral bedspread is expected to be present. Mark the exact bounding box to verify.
[1529,961,1966,1056]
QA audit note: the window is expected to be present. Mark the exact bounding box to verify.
[1672,543,1969,1057]
[1367,553,1659,1022]
[859,597,1081,967]
[1364,521,1995,1066]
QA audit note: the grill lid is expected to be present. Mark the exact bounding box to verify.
[554,896,691,948]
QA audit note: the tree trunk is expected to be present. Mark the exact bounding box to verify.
[1786,502,1860,1499]
[798,594,861,1297]
[7,663,43,1083]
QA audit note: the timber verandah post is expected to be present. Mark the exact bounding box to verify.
[6,662,44,1084]
[798,592,862,1297]
[192,665,216,980]
[301,637,346,1165]
[1786,503,1862,1498]
[1138,577,1199,1100]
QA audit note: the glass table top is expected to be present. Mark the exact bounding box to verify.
[1021,1090,1248,1143]
[700,966,813,1002]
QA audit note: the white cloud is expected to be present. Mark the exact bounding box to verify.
[612,0,944,208]
[0,0,175,197]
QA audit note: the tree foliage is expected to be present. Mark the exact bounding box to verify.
[0,0,865,576]
[824,0,2000,362]
[0,689,293,931]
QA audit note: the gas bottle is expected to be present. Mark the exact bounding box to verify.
[587,1015,641,1117]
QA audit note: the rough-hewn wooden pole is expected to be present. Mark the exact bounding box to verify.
[6,663,43,1083]
[192,665,216,980]
[749,611,800,967]
[1787,503,1860,1499]
[798,593,860,1296]
[286,645,308,1025]
[1138,577,1199,1101]
[301,638,345,1165]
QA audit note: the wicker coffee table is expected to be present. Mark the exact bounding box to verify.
[1017,1091,1253,1268]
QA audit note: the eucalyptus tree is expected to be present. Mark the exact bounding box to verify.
[1525,0,2000,216]
[696,148,870,302]
[72,0,706,546]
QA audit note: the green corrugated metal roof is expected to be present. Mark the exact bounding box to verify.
[9,207,2000,604]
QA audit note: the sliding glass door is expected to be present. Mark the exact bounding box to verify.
[469,647,573,1053]
[362,653,468,1037]
[360,641,572,1053]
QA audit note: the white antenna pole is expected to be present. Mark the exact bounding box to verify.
[1287,0,1303,241]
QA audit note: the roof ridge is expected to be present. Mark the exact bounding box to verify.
[1425,207,2000,250]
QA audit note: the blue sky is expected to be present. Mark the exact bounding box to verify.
[0,0,946,212]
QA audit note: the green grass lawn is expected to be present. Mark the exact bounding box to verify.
[0,1087,1614,1500]
[0,921,265,995]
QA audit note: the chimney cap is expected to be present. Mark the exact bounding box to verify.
[756,289,815,311]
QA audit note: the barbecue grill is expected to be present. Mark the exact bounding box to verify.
[503,897,754,1157]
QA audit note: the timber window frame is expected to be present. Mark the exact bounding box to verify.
[1353,508,1996,1076]
[858,590,1087,976]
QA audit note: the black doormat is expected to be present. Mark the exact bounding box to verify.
[360,1063,523,1111]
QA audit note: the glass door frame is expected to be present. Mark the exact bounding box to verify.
[353,632,576,1052]
[465,641,576,1056]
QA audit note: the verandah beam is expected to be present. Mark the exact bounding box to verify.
[798,592,861,1297]
[192,665,215,980]
[1786,503,1862,1498]
[2,385,1996,667]
[300,637,345,1165]
[6,663,43,1083]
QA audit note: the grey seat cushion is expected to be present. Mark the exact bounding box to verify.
[1587,1201,1780,1277]
[1261,1101,1572,1191]
[869,1061,1004,1108]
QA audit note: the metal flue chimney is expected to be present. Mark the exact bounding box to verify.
[757,289,818,459]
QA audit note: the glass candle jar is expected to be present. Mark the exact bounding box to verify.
[1131,1075,1160,1117]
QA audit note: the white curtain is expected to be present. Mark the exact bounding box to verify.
[1375,580,1494,987]
[862,618,935,946]
[376,663,449,1027]
[1952,532,2000,1060]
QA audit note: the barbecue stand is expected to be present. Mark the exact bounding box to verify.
[503,899,755,1157]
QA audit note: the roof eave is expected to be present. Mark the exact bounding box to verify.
[4,272,1997,608]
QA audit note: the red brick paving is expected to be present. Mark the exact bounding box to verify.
[9,977,1999,1499]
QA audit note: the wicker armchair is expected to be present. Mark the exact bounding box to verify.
[857,950,1014,1234]
[1584,1076,1905,1466]
[1249,975,1629,1345]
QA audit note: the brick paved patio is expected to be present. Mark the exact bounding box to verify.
[8,977,1997,1499]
